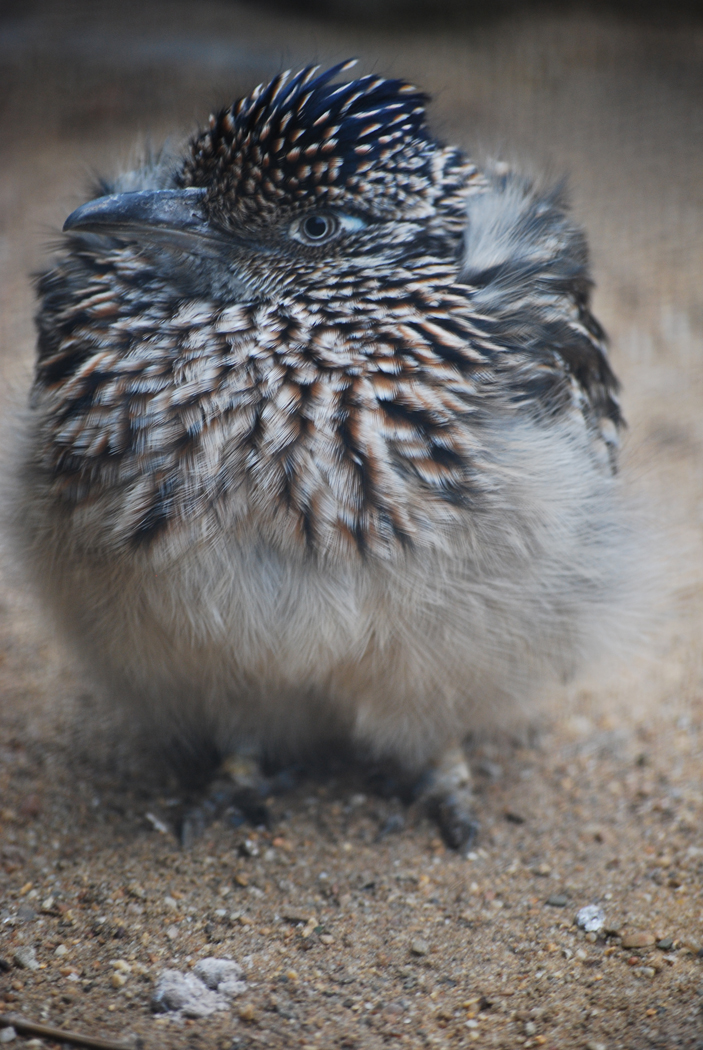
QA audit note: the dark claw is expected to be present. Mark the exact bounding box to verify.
[434,791,480,853]
[178,771,272,848]
[266,766,299,795]
[226,805,247,828]
[231,787,270,828]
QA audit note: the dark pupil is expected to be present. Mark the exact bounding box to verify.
[303,215,330,240]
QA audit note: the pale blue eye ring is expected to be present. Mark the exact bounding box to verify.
[290,212,367,244]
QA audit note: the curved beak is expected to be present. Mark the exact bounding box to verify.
[63,188,224,252]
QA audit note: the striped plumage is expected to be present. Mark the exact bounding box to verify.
[19,62,629,847]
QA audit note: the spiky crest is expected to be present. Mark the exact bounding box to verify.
[180,61,436,222]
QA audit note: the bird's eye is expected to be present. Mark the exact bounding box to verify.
[302,214,336,241]
[289,212,366,246]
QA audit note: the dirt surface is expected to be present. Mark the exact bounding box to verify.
[1,4,703,1048]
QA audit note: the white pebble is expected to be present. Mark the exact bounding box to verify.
[151,958,247,1020]
[194,957,246,996]
[576,904,605,933]
[152,970,224,1018]
[13,947,39,971]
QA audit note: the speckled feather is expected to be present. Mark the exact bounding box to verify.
[18,64,633,777]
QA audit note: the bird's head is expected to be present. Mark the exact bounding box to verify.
[63,62,476,300]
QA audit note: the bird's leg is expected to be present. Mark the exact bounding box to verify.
[416,741,479,854]
[179,751,272,848]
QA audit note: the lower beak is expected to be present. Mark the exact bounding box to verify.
[63,188,223,252]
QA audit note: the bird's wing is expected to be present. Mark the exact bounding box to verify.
[461,172,621,466]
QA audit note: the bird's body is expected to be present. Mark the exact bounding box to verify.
[18,64,630,842]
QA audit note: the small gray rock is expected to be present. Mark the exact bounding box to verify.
[546,894,568,908]
[152,970,226,1018]
[13,946,39,971]
[0,1028,16,1043]
[576,904,605,933]
[410,938,429,956]
[152,959,247,1018]
[194,957,246,996]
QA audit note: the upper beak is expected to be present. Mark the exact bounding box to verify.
[63,188,223,251]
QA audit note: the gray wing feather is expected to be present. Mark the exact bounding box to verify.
[462,171,622,466]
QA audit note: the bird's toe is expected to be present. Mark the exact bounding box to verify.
[414,741,480,853]
[434,787,480,854]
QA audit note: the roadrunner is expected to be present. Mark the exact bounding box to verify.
[19,61,631,848]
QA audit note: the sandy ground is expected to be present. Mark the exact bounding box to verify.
[1,3,703,1048]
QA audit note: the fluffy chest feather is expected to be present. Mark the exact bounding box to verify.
[33,250,530,559]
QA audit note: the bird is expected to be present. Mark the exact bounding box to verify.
[17,60,631,850]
